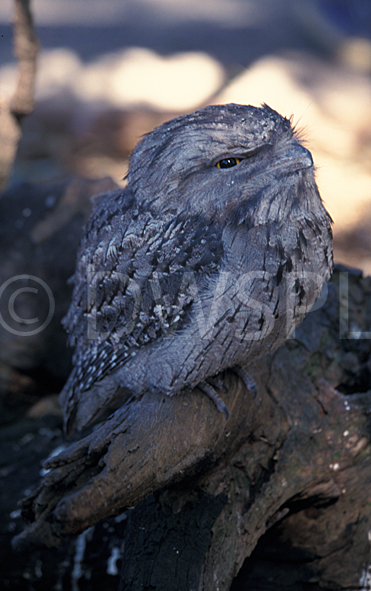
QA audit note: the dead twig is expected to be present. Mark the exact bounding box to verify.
[0,0,39,190]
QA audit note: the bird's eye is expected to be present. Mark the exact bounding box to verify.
[216,157,242,169]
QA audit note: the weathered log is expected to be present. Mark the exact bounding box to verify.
[9,266,371,590]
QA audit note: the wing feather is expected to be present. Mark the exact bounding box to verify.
[61,187,224,417]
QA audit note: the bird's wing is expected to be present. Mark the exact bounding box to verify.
[60,187,224,429]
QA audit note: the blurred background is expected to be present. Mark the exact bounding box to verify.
[1,0,371,271]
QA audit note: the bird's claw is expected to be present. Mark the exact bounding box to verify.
[198,381,229,420]
[231,366,257,397]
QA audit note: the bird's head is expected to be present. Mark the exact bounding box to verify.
[127,103,316,224]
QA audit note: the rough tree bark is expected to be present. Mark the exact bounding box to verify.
[0,0,39,191]
[9,264,371,591]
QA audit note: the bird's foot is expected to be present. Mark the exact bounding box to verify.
[198,380,229,419]
[197,367,255,419]
[206,376,228,392]
[231,366,257,397]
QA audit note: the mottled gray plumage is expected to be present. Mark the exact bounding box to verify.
[60,103,333,436]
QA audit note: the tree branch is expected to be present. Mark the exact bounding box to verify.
[0,0,38,190]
